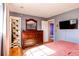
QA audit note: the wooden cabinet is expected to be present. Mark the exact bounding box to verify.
[22,30,43,49]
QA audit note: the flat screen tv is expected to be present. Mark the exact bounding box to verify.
[59,19,78,29]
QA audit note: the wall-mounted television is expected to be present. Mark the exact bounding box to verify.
[59,19,78,29]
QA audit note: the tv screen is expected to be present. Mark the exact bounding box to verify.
[59,19,78,29]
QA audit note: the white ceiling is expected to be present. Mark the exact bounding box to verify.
[8,3,79,18]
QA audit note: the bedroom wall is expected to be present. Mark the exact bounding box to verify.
[10,12,46,31]
[48,8,79,44]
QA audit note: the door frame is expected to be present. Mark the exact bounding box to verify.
[48,19,55,41]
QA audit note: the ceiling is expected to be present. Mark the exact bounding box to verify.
[8,3,79,18]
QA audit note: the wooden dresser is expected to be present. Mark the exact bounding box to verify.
[22,30,43,49]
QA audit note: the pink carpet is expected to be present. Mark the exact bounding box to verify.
[45,40,79,56]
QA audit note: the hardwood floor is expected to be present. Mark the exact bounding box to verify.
[9,47,23,56]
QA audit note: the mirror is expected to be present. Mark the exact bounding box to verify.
[26,19,37,30]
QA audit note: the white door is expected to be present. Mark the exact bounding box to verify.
[42,21,49,42]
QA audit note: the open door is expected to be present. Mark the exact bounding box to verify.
[50,23,54,39]
[48,19,55,41]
